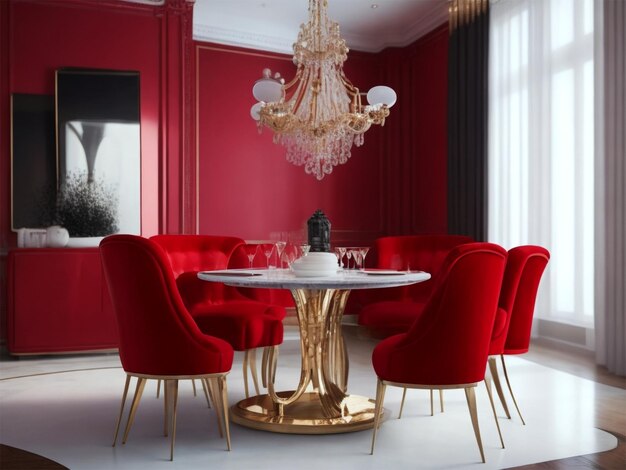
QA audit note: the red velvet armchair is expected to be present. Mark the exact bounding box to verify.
[354,234,474,335]
[370,243,507,463]
[487,246,550,424]
[151,235,286,398]
[100,235,233,460]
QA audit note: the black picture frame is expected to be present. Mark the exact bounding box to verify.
[11,93,57,230]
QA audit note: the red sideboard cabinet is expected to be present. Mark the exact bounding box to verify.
[7,248,119,354]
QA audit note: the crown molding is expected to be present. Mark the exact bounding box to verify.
[193,24,294,54]
[193,2,449,54]
[334,2,447,52]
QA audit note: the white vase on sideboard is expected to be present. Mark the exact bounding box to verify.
[46,226,70,248]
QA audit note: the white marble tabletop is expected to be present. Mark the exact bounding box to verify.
[197,268,431,290]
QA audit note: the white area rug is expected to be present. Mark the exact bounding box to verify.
[0,334,620,469]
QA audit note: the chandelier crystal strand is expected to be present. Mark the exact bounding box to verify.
[251,0,396,180]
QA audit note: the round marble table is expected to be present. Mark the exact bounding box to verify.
[198,268,431,434]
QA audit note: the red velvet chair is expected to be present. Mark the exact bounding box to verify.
[151,235,286,398]
[354,234,474,335]
[100,235,233,460]
[370,243,507,463]
[396,245,551,422]
[487,246,550,424]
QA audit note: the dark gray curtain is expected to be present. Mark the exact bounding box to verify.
[447,6,490,241]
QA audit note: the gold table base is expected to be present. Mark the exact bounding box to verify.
[230,391,380,434]
[197,273,429,435]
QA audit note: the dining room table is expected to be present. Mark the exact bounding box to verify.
[198,267,431,434]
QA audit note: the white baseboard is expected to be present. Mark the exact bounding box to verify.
[534,318,595,351]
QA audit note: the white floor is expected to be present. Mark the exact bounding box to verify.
[0,327,621,469]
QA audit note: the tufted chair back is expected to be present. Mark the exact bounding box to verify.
[376,234,474,300]
[151,235,245,312]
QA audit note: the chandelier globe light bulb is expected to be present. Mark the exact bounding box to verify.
[367,86,397,108]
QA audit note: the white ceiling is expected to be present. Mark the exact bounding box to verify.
[192,0,450,54]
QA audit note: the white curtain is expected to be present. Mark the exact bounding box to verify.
[488,0,596,326]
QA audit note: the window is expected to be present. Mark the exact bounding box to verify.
[489,0,595,325]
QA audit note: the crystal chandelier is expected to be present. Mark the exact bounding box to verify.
[250,0,397,180]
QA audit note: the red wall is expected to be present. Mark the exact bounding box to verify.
[379,25,449,236]
[196,44,384,244]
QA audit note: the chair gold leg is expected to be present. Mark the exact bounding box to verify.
[208,378,224,439]
[370,379,387,455]
[398,387,407,419]
[169,380,179,461]
[464,387,485,463]
[219,376,231,451]
[484,378,505,449]
[122,377,146,444]
[270,346,278,384]
[488,356,511,419]
[201,377,212,408]
[249,349,260,395]
[163,378,169,437]
[500,355,525,425]
[156,379,161,399]
[243,350,250,399]
[439,389,444,412]
[191,379,197,397]
[112,375,131,447]
[430,389,434,416]
[261,347,269,388]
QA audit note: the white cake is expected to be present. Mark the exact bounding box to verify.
[291,252,338,277]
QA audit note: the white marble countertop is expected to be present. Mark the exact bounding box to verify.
[197,268,431,290]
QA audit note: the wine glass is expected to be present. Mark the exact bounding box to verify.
[359,247,370,270]
[243,244,258,269]
[354,252,365,271]
[275,241,287,268]
[262,243,275,268]
[346,249,353,269]
[300,244,310,257]
[334,247,346,268]
[284,245,295,270]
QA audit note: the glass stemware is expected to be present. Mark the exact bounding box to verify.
[285,246,298,271]
[359,246,370,270]
[275,241,287,268]
[262,243,275,268]
[244,244,258,269]
[346,249,353,269]
[300,244,310,258]
[334,247,346,268]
